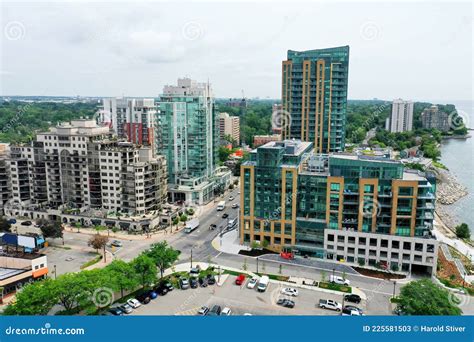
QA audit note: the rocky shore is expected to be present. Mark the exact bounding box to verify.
[432,167,468,233]
[433,168,468,205]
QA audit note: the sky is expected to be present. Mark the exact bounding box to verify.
[0,1,473,101]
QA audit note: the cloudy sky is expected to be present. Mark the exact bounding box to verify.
[1,1,472,101]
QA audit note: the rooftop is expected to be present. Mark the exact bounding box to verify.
[0,267,28,281]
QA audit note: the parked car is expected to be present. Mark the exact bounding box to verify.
[232,203,239,209]
[235,274,246,285]
[136,292,151,304]
[229,196,234,201]
[180,277,190,289]
[108,307,124,316]
[21,221,32,226]
[119,303,133,314]
[199,277,208,287]
[197,306,209,315]
[161,281,174,292]
[208,305,221,316]
[7,218,16,224]
[222,213,229,219]
[247,277,258,289]
[154,284,168,296]
[221,307,232,316]
[343,305,364,316]
[342,306,363,316]
[344,294,361,304]
[209,224,217,230]
[190,267,200,278]
[329,275,350,286]
[127,298,141,308]
[319,299,342,311]
[190,277,198,289]
[206,274,216,285]
[146,290,158,299]
[280,287,299,297]
[111,240,123,247]
[276,298,295,308]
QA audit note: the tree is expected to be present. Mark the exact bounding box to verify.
[131,254,157,288]
[88,234,108,254]
[40,220,64,240]
[50,272,94,312]
[0,216,11,232]
[4,279,57,315]
[105,260,139,298]
[455,223,470,239]
[144,241,180,278]
[396,279,462,315]
[179,214,188,223]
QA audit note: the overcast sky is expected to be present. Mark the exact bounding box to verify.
[1,1,472,101]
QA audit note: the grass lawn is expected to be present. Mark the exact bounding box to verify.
[319,281,352,293]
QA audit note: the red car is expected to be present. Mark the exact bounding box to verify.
[235,274,246,285]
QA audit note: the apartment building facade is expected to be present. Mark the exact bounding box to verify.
[240,140,438,274]
[421,105,450,132]
[99,98,156,146]
[219,112,240,145]
[281,46,350,153]
[386,99,414,133]
[4,120,167,220]
[155,78,231,204]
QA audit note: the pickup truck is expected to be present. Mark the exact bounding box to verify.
[318,299,342,312]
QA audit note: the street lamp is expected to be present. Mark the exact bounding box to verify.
[190,248,193,269]
[332,268,335,279]
[53,264,57,280]
[256,257,259,274]
[392,280,397,298]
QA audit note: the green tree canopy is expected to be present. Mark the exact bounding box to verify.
[3,279,56,315]
[143,241,180,278]
[131,254,157,288]
[397,279,462,315]
[455,223,470,239]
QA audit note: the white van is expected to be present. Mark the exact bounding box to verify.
[257,275,269,292]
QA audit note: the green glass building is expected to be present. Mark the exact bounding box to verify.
[155,78,224,204]
[281,46,350,153]
[240,140,439,274]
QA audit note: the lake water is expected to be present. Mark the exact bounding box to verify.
[439,100,474,233]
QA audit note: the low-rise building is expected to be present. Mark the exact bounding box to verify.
[253,134,281,147]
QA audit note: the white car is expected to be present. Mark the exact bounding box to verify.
[127,298,141,309]
[280,287,299,297]
[329,275,350,286]
[229,196,234,201]
[319,299,342,312]
[247,277,258,289]
[221,307,232,316]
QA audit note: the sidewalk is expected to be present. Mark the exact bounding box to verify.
[211,229,250,254]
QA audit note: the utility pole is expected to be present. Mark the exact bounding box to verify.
[256,257,259,274]
[392,281,396,298]
[190,248,193,269]
[332,268,335,280]
[54,264,57,280]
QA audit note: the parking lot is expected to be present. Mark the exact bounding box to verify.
[129,274,367,316]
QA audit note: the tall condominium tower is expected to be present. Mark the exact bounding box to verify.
[281,46,350,153]
[219,112,240,145]
[155,78,231,204]
[386,99,414,133]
